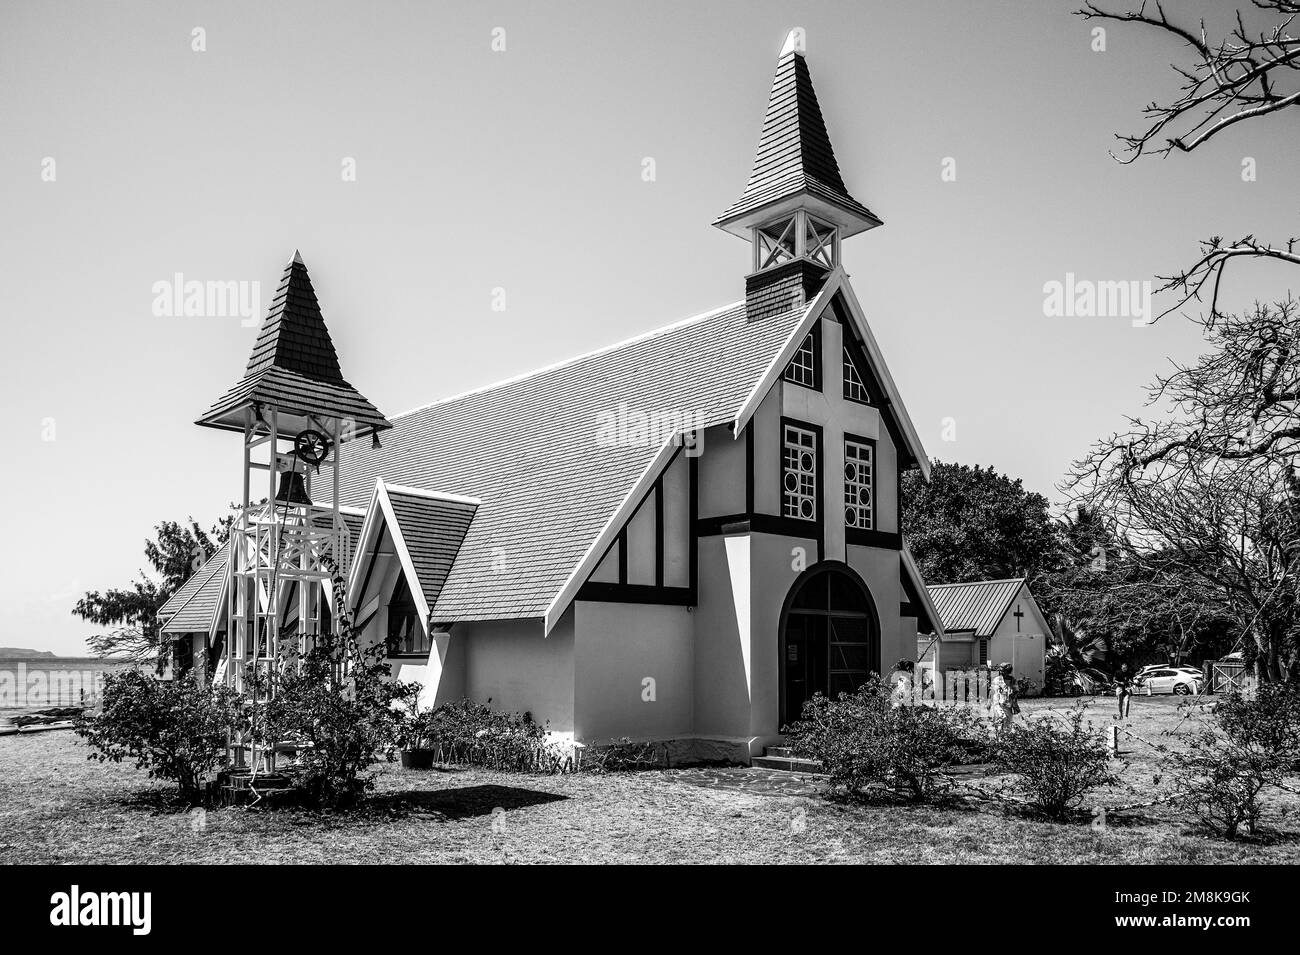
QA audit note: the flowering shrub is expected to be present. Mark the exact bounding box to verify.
[785,679,986,802]
[990,707,1116,818]
[76,669,244,803]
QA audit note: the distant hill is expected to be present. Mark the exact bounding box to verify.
[0,647,59,659]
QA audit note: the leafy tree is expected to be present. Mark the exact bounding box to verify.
[901,460,1058,584]
[73,516,232,664]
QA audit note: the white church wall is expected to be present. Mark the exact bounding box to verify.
[692,534,757,740]
[661,451,690,587]
[572,600,693,743]
[454,612,576,734]
[626,488,657,585]
[697,423,745,518]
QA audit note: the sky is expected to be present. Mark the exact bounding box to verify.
[1,0,1295,654]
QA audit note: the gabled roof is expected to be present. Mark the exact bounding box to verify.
[381,484,478,619]
[336,298,812,628]
[715,33,880,236]
[926,578,1026,638]
[196,253,390,437]
[158,542,230,635]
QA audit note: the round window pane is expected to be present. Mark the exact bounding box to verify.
[800,499,814,519]
[845,507,856,525]
[844,463,855,480]
[784,472,798,491]
[858,487,870,506]
[800,452,813,471]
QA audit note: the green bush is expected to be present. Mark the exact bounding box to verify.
[1172,683,1300,838]
[785,678,986,802]
[76,669,244,802]
[991,707,1117,819]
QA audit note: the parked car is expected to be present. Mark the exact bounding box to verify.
[1135,667,1203,695]
[1136,663,1202,681]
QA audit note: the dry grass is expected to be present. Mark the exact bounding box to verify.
[0,696,1296,864]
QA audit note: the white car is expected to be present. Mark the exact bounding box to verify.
[1136,667,1203,695]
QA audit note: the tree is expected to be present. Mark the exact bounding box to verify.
[73,516,231,663]
[901,461,1058,584]
[1076,1,1300,322]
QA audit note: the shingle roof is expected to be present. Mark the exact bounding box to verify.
[715,44,878,231]
[159,542,230,635]
[384,487,478,616]
[336,299,809,622]
[196,254,390,437]
[926,578,1025,638]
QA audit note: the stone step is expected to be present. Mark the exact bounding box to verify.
[765,746,794,758]
[751,754,825,773]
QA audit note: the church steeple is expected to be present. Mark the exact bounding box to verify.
[716,30,880,317]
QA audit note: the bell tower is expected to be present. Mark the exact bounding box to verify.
[196,251,390,703]
[714,29,881,319]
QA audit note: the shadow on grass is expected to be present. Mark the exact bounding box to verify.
[366,784,569,821]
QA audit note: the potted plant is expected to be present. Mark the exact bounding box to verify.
[398,690,438,770]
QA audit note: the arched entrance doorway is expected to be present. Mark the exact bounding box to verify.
[780,563,880,726]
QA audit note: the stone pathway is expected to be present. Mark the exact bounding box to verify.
[665,766,826,798]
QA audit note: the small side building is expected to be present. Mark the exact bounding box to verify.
[917,578,1047,692]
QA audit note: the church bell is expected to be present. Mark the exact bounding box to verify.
[274,469,312,506]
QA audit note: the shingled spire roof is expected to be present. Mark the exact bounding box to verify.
[196,252,390,437]
[714,30,880,238]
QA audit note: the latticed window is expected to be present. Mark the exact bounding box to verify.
[783,332,819,389]
[843,345,870,404]
[844,439,874,529]
[756,216,797,270]
[804,215,837,268]
[783,424,818,521]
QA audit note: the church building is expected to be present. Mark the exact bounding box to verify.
[158,30,944,764]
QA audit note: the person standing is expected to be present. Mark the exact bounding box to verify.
[988,663,1018,733]
[1114,664,1134,720]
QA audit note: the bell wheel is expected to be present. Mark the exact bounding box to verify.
[293,429,331,466]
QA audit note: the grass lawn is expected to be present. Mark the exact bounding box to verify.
[1,696,1297,864]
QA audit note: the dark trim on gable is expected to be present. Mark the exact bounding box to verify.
[617,527,628,584]
[744,425,754,514]
[900,601,918,617]
[845,528,902,550]
[654,477,664,587]
[697,513,821,541]
[577,582,695,606]
[689,454,698,594]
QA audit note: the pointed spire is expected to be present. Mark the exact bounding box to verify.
[714,29,880,239]
[196,252,390,438]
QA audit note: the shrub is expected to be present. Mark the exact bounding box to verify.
[785,678,986,802]
[251,627,409,809]
[410,698,561,772]
[1171,682,1300,838]
[76,669,244,803]
[991,707,1117,819]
